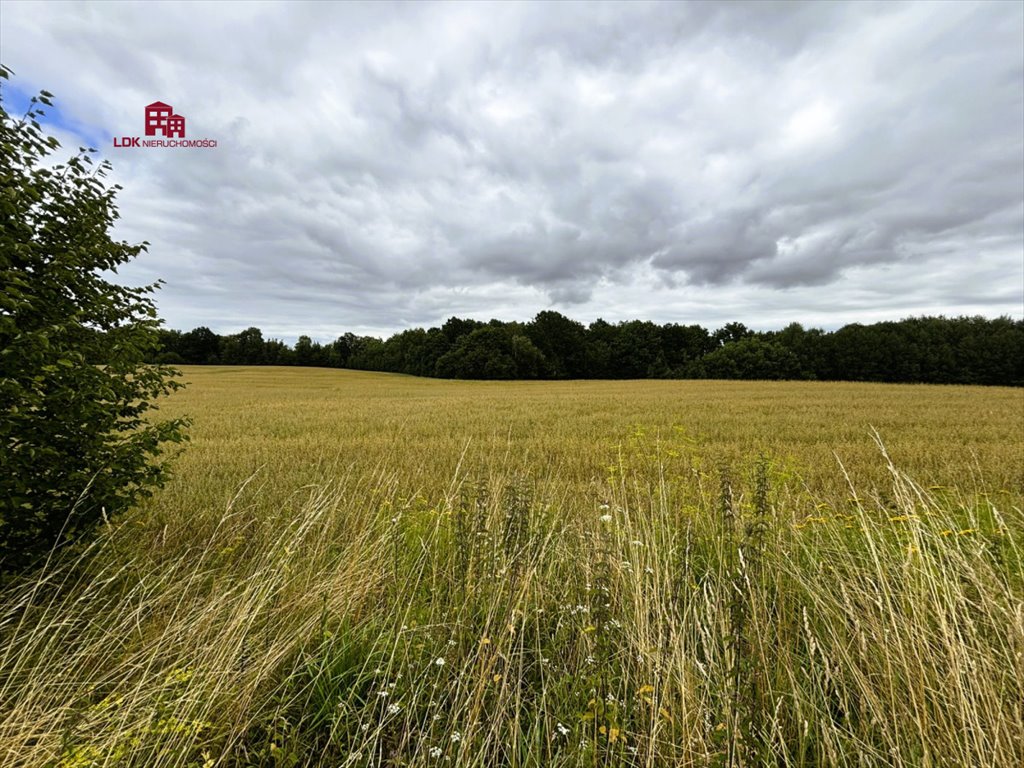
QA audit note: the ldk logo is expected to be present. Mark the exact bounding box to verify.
[145,101,185,137]
[112,101,216,149]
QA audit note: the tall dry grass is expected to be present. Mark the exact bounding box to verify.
[1,430,1020,767]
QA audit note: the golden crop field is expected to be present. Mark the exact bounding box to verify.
[2,367,1022,768]
[152,366,1022,515]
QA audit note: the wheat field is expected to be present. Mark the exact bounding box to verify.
[1,367,1022,767]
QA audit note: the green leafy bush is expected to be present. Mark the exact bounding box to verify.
[0,69,188,574]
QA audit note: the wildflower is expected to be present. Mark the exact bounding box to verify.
[164,666,194,686]
[480,637,491,645]
[556,722,570,737]
[387,703,401,715]
[451,731,462,743]
[429,746,442,758]
[492,673,502,683]
[585,655,595,664]
[377,690,389,697]
[434,657,446,667]
[599,514,612,523]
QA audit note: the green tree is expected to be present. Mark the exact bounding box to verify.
[181,326,220,363]
[659,322,713,375]
[698,337,803,380]
[525,310,587,378]
[435,326,546,379]
[712,321,753,347]
[236,326,267,365]
[0,72,188,573]
[612,320,662,378]
[294,334,315,366]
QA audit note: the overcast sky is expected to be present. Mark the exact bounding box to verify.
[3,0,1022,341]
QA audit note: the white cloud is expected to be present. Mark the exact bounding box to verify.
[2,0,1021,342]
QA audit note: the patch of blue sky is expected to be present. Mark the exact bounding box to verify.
[1,79,109,151]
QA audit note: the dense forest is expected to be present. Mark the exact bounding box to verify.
[151,314,1024,386]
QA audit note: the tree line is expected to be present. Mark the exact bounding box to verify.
[150,313,1023,386]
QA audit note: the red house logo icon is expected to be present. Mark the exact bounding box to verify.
[145,101,186,138]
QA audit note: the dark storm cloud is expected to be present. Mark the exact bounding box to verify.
[2,0,1021,339]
